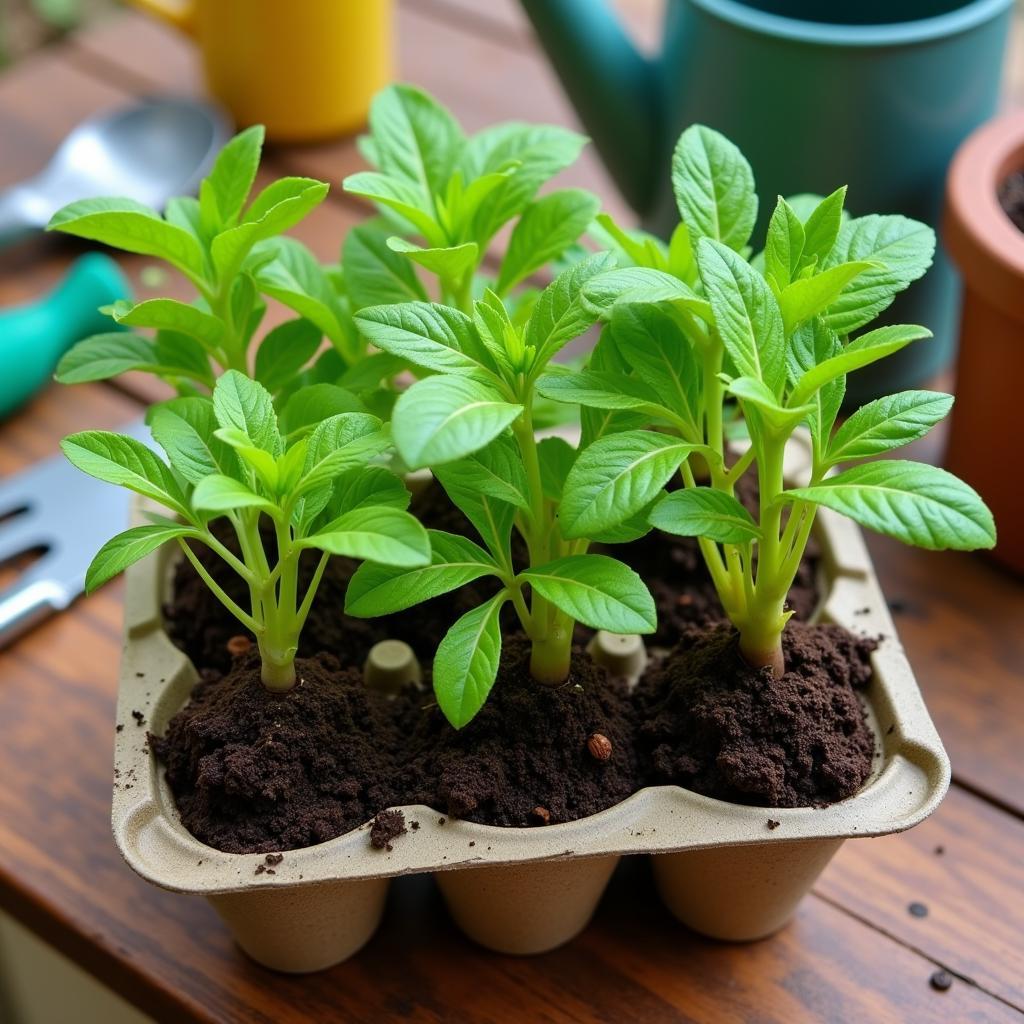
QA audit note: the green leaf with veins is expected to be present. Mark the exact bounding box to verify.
[200,125,263,230]
[392,376,522,469]
[821,214,936,333]
[213,370,281,454]
[650,487,760,544]
[47,198,205,280]
[581,266,711,322]
[698,238,785,394]
[764,196,805,288]
[560,430,698,538]
[787,461,995,551]
[355,301,491,374]
[827,391,953,464]
[800,186,847,266]
[368,84,464,205]
[86,523,197,594]
[434,434,529,509]
[433,593,507,729]
[519,554,656,634]
[60,431,187,514]
[671,124,757,250]
[300,506,430,567]
[150,397,238,483]
[388,237,479,280]
[345,530,498,617]
[524,252,612,361]
[109,298,225,351]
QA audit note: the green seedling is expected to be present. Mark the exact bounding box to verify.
[62,371,430,691]
[49,126,368,409]
[343,83,598,317]
[544,125,995,675]
[343,257,656,727]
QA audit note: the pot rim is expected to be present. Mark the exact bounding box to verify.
[112,436,950,896]
[944,108,1024,321]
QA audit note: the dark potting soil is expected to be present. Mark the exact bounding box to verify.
[998,170,1024,233]
[369,809,407,851]
[395,634,639,827]
[634,621,876,808]
[150,651,402,854]
[606,469,821,647]
[165,479,502,675]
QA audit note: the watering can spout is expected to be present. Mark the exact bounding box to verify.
[519,0,661,217]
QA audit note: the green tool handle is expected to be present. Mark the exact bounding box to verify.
[0,253,131,419]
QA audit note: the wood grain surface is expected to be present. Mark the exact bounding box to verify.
[0,3,1021,1022]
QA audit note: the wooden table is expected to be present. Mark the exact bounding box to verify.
[1,3,1022,1022]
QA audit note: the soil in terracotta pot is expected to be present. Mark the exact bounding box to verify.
[998,170,1024,233]
[394,634,638,826]
[604,470,822,647]
[165,480,505,674]
[151,650,402,854]
[634,621,876,808]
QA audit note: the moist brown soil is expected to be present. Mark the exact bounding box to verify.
[150,651,401,854]
[998,170,1024,233]
[394,634,639,827]
[634,621,876,808]
[164,480,501,675]
[606,467,821,647]
[369,809,407,851]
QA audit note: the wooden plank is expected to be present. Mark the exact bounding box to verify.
[817,787,1024,1010]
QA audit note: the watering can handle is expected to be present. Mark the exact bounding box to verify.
[519,0,661,217]
[123,0,196,35]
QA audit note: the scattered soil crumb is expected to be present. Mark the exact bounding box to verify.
[116,724,124,733]
[131,710,145,726]
[438,817,446,825]
[370,809,407,852]
[930,970,953,992]
[886,724,895,735]
[265,853,283,866]
[908,901,929,918]
[135,672,145,678]
[767,819,780,830]
[410,821,420,831]
[254,864,266,876]
[468,841,475,847]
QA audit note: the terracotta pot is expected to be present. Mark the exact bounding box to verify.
[111,436,949,971]
[944,109,1024,575]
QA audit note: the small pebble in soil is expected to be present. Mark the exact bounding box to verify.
[226,635,252,657]
[370,809,407,852]
[908,901,929,918]
[131,710,145,726]
[587,733,613,761]
[767,819,780,831]
[930,970,954,992]
[532,806,552,825]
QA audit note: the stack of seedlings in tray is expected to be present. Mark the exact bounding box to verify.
[54,86,994,856]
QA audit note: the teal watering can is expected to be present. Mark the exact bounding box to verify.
[520,0,1013,400]
[0,254,130,419]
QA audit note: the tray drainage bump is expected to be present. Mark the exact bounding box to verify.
[587,631,647,681]
[364,639,422,695]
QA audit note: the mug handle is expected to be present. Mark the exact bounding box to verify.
[123,0,196,35]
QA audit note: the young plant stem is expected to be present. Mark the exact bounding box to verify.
[511,412,574,686]
[738,436,789,676]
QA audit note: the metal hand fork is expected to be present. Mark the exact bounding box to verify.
[0,419,150,647]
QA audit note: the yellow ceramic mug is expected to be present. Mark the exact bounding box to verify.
[126,0,393,141]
